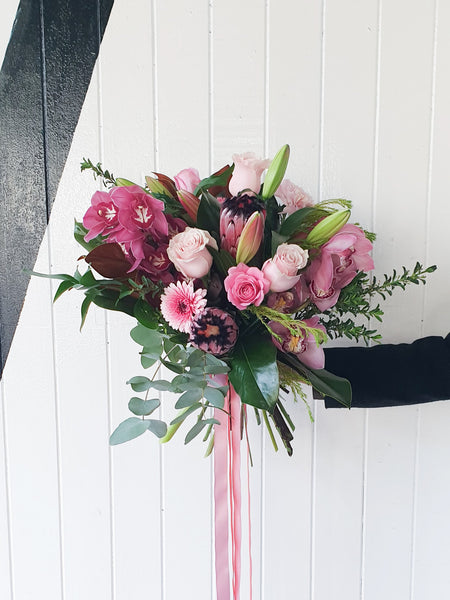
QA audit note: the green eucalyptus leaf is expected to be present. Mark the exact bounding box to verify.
[140,355,157,369]
[128,397,160,416]
[204,387,225,408]
[148,380,175,391]
[161,359,185,374]
[187,349,206,367]
[204,364,230,374]
[170,402,202,425]
[175,388,204,409]
[229,330,279,411]
[185,418,220,444]
[130,324,163,348]
[110,417,150,445]
[127,376,152,392]
[146,419,168,438]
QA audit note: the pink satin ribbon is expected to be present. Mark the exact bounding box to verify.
[214,379,252,600]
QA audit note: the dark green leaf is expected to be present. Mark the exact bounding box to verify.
[53,279,75,301]
[80,292,96,330]
[128,397,160,416]
[279,207,317,237]
[110,417,150,445]
[93,290,136,317]
[271,231,289,256]
[196,192,221,236]
[208,248,236,277]
[194,164,233,195]
[279,352,352,408]
[134,299,159,329]
[74,220,105,252]
[229,330,279,411]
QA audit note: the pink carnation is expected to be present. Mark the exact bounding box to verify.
[224,263,270,310]
[160,281,207,333]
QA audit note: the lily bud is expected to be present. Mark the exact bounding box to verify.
[262,144,290,200]
[115,177,136,187]
[177,190,200,222]
[145,175,171,196]
[305,210,351,246]
[235,211,264,264]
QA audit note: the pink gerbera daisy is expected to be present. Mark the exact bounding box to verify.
[160,281,207,333]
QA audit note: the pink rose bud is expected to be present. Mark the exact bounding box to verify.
[262,243,309,292]
[174,167,201,194]
[167,227,218,279]
[228,152,271,197]
[224,263,270,310]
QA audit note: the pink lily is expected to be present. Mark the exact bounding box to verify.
[176,190,201,222]
[235,211,264,264]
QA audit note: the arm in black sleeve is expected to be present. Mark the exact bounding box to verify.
[323,334,450,408]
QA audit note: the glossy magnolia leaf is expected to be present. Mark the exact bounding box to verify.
[194,164,233,195]
[128,397,160,416]
[134,298,159,329]
[175,388,204,409]
[85,242,132,278]
[204,387,225,409]
[185,418,220,445]
[229,331,279,411]
[280,352,352,408]
[279,207,317,237]
[110,417,150,445]
[146,419,168,438]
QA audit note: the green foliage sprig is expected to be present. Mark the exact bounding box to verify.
[81,158,117,187]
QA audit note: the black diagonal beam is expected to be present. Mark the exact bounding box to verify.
[0,0,114,376]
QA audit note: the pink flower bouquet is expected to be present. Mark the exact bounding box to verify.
[38,147,435,454]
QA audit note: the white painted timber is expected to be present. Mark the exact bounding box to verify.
[1,0,450,598]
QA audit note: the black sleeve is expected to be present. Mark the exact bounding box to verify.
[323,334,450,408]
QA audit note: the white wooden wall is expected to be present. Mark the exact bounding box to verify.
[2,0,450,598]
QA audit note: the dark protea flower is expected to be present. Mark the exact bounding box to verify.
[219,194,266,258]
[189,308,238,356]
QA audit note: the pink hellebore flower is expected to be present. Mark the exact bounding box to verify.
[174,167,201,194]
[276,179,314,215]
[224,263,270,310]
[307,224,374,311]
[83,190,120,242]
[110,185,168,239]
[228,152,271,197]
[262,243,309,293]
[270,316,326,370]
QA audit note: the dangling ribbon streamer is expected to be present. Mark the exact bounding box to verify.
[214,377,252,600]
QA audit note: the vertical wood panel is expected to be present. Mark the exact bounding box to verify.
[364,2,436,599]
[153,2,213,598]
[98,1,163,597]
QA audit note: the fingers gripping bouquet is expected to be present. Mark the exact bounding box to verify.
[44,147,435,455]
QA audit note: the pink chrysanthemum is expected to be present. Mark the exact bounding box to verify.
[160,281,207,333]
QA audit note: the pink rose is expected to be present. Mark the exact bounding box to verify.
[167,227,218,279]
[262,243,309,292]
[228,152,271,197]
[174,168,201,194]
[224,263,270,310]
[276,179,314,215]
